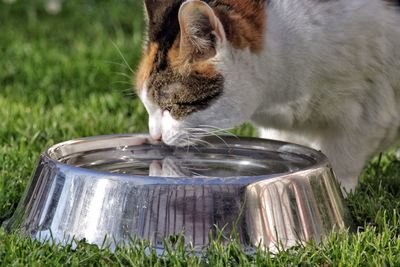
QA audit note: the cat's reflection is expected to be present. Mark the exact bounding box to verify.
[149,157,209,177]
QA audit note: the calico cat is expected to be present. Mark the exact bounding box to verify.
[135,0,400,193]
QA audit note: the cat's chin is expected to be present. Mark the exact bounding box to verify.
[162,137,195,147]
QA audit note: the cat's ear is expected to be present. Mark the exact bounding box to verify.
[144,0,158,22]
[178,0,226,62]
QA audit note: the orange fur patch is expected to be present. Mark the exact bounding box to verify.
[167,0,266,72]
[135,42,159,92]
[168,40,218,77]
[191,61,219,77]
[215,0,266,53]
[167,37,183,69]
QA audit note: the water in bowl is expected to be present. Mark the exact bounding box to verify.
[58,144,315,178]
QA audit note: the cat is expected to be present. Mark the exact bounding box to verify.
[135,0,400,193]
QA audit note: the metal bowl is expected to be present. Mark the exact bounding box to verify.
[4,134,351,252]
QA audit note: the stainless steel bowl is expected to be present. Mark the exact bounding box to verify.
[4,134,351,252]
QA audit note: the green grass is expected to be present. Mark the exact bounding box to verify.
[0,1,399,266]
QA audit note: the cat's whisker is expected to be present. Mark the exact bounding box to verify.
[197,125,239,138]
[170,130,194,151]
[197,124,233,131]
[186,127,233,147]
[206,132,230,147]
[185,129,217,142]
[108,86,136,97]
[182,129,215,147]
[188,126,237,139]
[111,40,135,74]
[110,71,135,92]
[186,136,207,150]
[110,86,136,97]
[123,92,137,97]
[114,72,134,80]
[185,128,210,137]
[120,87,135,92]
[187,128,229,147]
[110,80,134,86]
[105,60,135,70]
[188,137,213,147]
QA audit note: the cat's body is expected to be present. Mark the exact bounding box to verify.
[136,0,400,192]
[249,0,400,190]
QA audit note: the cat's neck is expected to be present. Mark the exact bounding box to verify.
[245,4,313,129]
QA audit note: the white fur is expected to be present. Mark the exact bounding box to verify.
[141,87,186,143]
[141,87,162,140]
[253,0,400,192]
[141,0,400,193]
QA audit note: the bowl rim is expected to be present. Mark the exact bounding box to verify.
[39,133,331,185]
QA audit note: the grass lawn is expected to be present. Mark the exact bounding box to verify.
[0,1,399,266]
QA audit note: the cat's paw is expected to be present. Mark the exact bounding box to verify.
[338,176,359,197]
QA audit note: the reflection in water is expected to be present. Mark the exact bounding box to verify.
[60,145,314,178]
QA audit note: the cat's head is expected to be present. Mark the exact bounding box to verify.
[136,0,265,145]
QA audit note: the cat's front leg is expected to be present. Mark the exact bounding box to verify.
[316,129,385,195]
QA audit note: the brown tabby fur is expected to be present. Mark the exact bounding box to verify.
[135,0,267,119]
